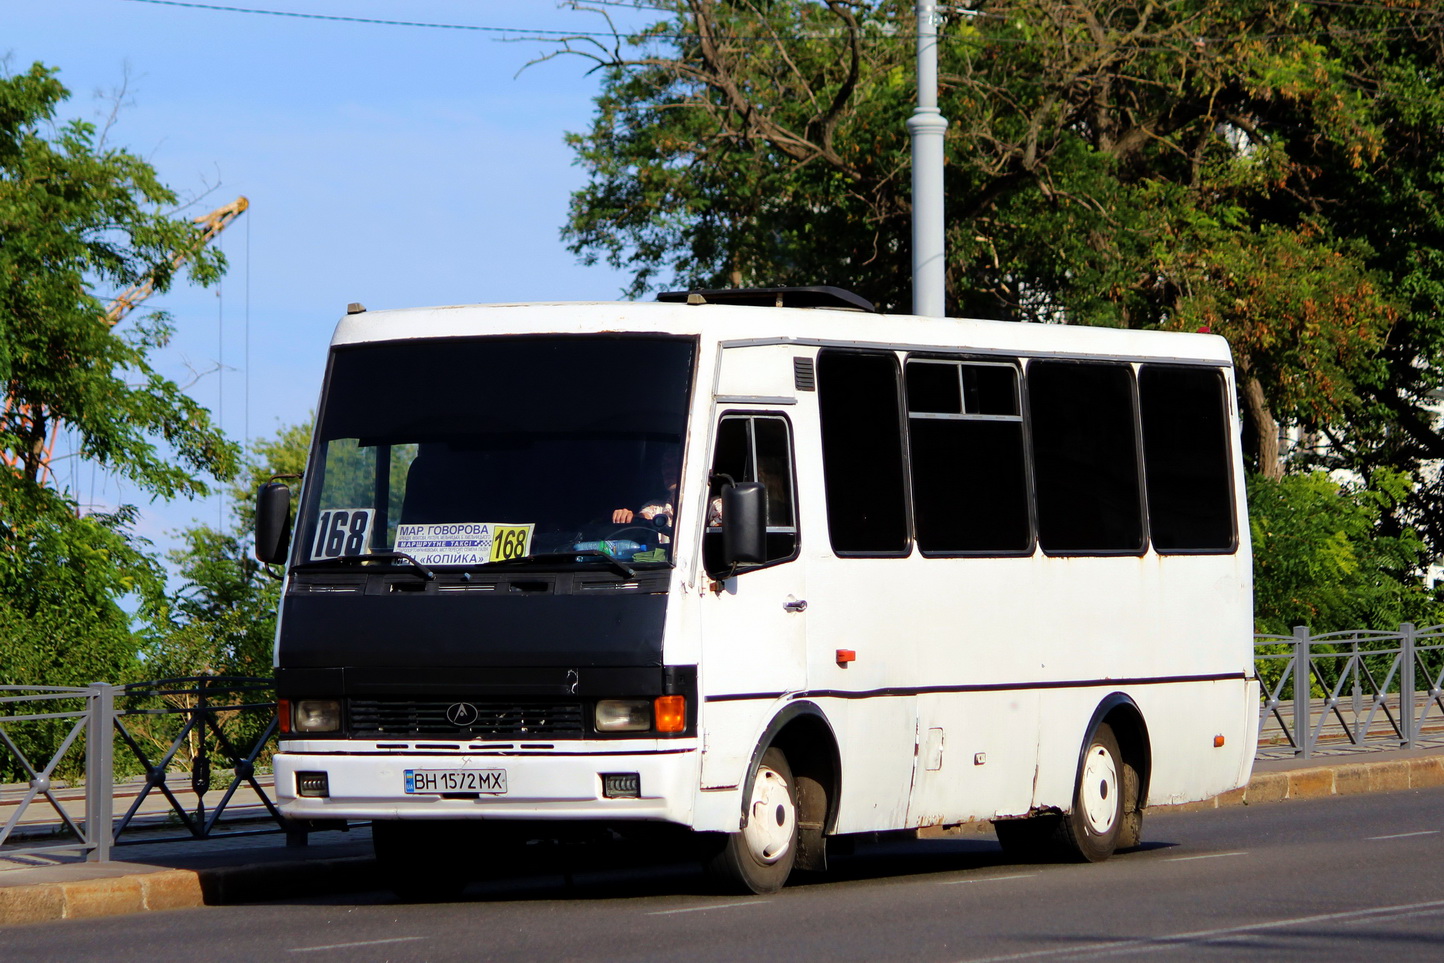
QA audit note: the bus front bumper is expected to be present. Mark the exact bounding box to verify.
[273,744,699,825]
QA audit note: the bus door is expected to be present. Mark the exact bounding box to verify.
[697,412,807,789]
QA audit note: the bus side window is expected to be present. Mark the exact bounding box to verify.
[1028,360,1146,555]
[704,415,798,576]
[1138,365,1236,552]
[816,350,910,555]
[906,359,1031,555]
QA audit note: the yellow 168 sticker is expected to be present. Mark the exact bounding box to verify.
[489,524,534,562]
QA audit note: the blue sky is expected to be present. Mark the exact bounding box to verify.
[6,0,657,556]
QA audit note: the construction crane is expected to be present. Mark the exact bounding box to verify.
[1,196,250,487]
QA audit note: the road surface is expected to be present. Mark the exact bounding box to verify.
[7,785,1444,961]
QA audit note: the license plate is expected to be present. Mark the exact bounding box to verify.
[404,769,507,794]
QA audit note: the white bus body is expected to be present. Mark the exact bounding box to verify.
[266,293,1257,895]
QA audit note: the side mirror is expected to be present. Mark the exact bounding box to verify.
[722,481,767,567]
[255,482,293,564]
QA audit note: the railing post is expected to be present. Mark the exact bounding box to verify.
[1293,625,1311,760]
[85,682,115,863]
[1347,637,1360,739]
[1400,622,1416,748]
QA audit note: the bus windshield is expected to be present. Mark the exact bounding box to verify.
[296,334,697,570]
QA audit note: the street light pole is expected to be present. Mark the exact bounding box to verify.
[907,1,948,317]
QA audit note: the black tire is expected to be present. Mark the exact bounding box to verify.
[1116,748,1144,851]
[708,747,799,894]
[372,821,470,902]
[1058,722,1124,862]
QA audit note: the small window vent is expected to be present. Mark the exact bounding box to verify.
[794,357,817,392]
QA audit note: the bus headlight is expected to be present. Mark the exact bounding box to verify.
[293,699,342,733]
[595,699,651,732]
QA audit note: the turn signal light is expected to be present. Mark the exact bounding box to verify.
[653,695,687,733]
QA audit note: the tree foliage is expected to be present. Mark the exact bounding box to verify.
[1,62,240,685]
[0,474,164,685]
[561,0,1444,485]
[0,61,237,493]
[561,1,1444,622]
[147,420,310,680]
[1250,470,1444,634]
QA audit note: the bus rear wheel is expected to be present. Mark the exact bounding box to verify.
[709,747,799,894]
[1059,722,1124,862]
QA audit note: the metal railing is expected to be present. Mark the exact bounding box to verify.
[1,677,287,863]
[6,632,1444,862]
[0,684,111,861]
[1256,623,1444,760]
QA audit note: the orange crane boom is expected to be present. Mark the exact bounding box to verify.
[106,196,249,325]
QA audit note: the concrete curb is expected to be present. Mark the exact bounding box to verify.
[0,869,203,926]
[1163,753,1444,813]
[0,855,378,928]
[6,751,1444,927]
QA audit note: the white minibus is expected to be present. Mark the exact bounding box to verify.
[256,287,1258,898]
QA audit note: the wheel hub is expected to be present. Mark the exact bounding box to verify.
[742,766,796,864]
[1080,743,1119,835]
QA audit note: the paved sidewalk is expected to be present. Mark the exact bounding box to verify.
[5,748,1444,927]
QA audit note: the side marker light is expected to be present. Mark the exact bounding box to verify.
[836,649,856,666]
[1214,735,1226,748]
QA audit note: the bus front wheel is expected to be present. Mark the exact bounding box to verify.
[1059,722,1124,862]
[709,747,799,894]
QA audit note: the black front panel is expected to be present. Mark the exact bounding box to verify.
[277,664,698,740]
[278,590,667,668]
[350,699,585,738]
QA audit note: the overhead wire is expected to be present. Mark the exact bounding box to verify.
[120,0,632,35]
[118,0,1440,47]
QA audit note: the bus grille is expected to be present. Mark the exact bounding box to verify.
[349,699,586,737]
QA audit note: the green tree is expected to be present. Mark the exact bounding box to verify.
[147,420,311,680]
[0,62,239,684]
[1250,470,1444,635]
[0,473,164,685]
[561,1,1442,481]
[560,1,1444,614]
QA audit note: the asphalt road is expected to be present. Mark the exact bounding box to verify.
[9,786,1444,962]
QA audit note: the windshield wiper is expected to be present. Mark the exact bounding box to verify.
[488,550,635,579]
[292,551,436,581]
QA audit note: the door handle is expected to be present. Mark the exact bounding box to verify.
[784,599,808,613]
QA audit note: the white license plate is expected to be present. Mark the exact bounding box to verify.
[404,769,507,794]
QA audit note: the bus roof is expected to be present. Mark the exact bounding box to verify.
[330,300,1233,367]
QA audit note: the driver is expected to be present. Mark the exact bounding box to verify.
[612,446,680,539]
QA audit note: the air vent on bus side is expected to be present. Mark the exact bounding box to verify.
[794,357,817,391]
